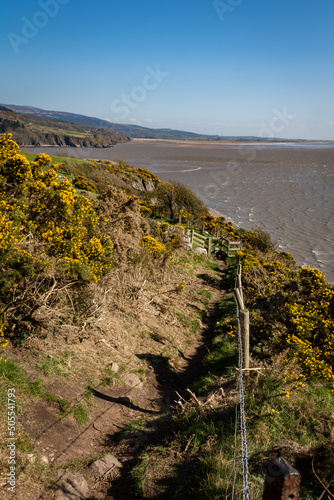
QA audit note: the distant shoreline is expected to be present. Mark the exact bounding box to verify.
[132,138,334,147]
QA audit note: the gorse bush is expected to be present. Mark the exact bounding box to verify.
[0,134,115,283]
[73,174,99,193]
[0,134,119,342]
[154,180,208,221]
[202,215,240,239]
[0,134,183,343]
[140,235,166,259]
[240,226,276,252]
[237,235,334,392]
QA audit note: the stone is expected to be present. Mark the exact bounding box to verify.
[193,247,208,257]
[123,373,143,389]
[26,453,36,464]
[110,362,119,373]
[90,454,123,476]
[56,471,90,500]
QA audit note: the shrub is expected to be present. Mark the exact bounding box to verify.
[154,180,208,221]
[0,133,118,342]
[140,235,166,259]
[240,227,275,252]
[73,174,98,193]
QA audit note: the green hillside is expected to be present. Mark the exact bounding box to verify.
[0,107,130,147]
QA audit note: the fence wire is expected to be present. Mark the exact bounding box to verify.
[234,292,250,499]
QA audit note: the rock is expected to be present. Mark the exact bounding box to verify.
[90,454,123,476]
[184,244,192,251]
[110,362,119,373]
[56,471,90,500]
[26,453,36,464]
[193,247,208,257]
[41,455,49,465]
[123,373,143,389]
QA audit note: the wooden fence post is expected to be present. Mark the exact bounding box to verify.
[234,262,249,372]
[237,270,242,290]
[179,214,182,226]
[240,309,249,371]
[191,229,194,248]
[262,457,301,500]
[208,237,212,257]
[233,287,244,312]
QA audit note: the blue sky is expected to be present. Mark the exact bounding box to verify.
[1,0,334,139]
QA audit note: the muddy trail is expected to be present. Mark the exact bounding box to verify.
[13,260,230,500]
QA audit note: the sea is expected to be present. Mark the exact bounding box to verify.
[26,141,334,284]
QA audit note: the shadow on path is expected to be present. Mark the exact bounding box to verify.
[107,260,231,499]
[89,388,161,415]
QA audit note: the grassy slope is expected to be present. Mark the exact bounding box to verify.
[0,250,224,499]
[131,259,334,499]
[0,143,333,499]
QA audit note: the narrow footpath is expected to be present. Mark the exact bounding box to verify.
[16,260,230,500]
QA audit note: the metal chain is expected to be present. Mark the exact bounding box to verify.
[235,296,250,500]
[232,400,238,500]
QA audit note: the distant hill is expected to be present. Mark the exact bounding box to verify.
[0,106,130,147]
[2,104,314,142]
[2,104,223,140]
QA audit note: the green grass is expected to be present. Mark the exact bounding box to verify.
[121,417,146,436]
[0,359,44,398]
[22,151,97,167]
[197,289,212,299]
[176,312,201,337]
[0,359,90,427]
[21,151,38,162]
[100,364,126,387]
[36,357,70,378]
[130,257,333,499]
[56,399,90,426]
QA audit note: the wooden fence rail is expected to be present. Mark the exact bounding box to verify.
[189,230,241,257]
[221,237,242,257]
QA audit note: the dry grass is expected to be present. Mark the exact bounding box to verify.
[0,248,222,499]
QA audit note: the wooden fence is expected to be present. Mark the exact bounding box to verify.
[221,237,242,257]
[232,264,302,498]
[190,230,241,257]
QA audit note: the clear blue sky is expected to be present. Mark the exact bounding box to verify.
[1,0,334,139]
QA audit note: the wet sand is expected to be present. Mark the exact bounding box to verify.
[26,141,334,283]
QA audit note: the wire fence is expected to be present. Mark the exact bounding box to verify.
[233,291,250,500]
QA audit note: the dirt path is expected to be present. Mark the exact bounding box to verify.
[88,261,229,500]
[15,260,229,499]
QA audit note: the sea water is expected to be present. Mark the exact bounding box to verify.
[26,141,334,284]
